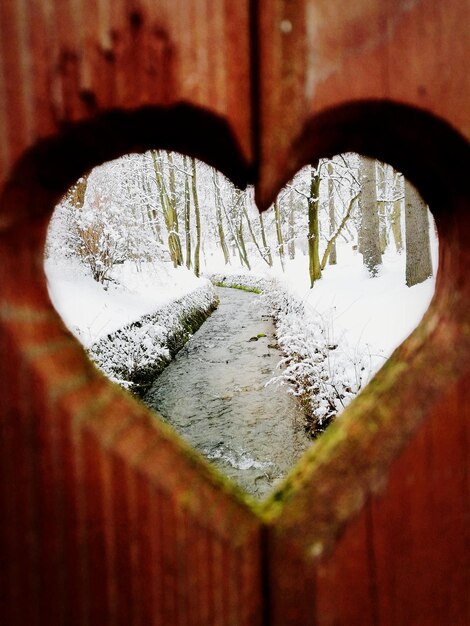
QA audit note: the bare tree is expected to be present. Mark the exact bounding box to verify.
[308,166,321,287]
[405,180,433,287]
[391,172,404,253]
[273,199,285,271]
[288,191,296,260]
[213,169,230,265]
[321,193,359,270]
[183,155,192,269]
[327,162,337,265]
[359,156,382,276]
[259,211,273,266]
[151,150,183,267]
[191,157,201,277]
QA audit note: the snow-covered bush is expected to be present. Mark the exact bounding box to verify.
[263,283,371,435]
[206,272,371,435]
[88,281,218,394]
[46,156,164,286]
[205,272,275,294]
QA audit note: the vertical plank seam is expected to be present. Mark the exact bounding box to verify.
[366,502,380,626]
[22,360,41,626]
[260,524,271,626]
[463,381,470,625]
[249,0,260,184]
[74,427,91,626]
[0,6,9,173]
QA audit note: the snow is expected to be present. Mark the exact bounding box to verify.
[204,234,437,370]
[44,257,208,346]
[44,149,438,431]
[279,243,437,364]
[87,281,218,392]
[201,236,438,430]
[45,203,437,430]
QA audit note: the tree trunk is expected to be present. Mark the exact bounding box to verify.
[183,155,192,269]
[321,193,358,270]
[308,166,321,287]
[243,203,271,266]
[259,211,273,266]
[377,163,388,254]
[213,169,230,264]
[220,187,249,267]
[274,199,285,271]
[237,214,251,270]
[359,157,382,276]
[377,200,388,254]
[166,152,183,265]
[327,163,337,265]
[151,150,182,268]
[391,200,403,253]
[404,180,433,287]
[191,157,201,277]
[234,189,251,269]
[288,191,296,260]
[141,156,163,244]
[391,172,404,253]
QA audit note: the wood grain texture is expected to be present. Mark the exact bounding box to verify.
[0,217,263,625]
[0,0,253,189]
[0,1,469,625]
[263,145,470,624]
[256,0,470,208]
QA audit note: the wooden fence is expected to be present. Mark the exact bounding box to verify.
[1,1,469,624]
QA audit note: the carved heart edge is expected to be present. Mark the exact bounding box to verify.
[1,101,469,564]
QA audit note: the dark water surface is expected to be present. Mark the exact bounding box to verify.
[144,287,310,498]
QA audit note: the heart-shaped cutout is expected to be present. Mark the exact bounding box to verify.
[44,150,437,499]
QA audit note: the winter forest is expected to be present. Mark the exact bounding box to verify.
[45,151,437,496]
[48,151,435,290]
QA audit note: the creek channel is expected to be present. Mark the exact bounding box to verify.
[143,286,310,499]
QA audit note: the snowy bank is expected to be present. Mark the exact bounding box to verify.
[203,271,275,294]
[45,258,219,394]
[88,282,218,394]
[270,247,436,433]
[204,241,437,435]
[45,258,209,346]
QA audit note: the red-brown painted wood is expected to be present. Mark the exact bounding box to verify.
[256,0,470,209]
[264,159,470,625]
[1,1,469,625]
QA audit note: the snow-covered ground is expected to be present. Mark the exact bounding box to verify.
[201,236,438,430]
[43,148,439,435]
[45,232,437,428]
[45,257,209,346]
[203,237,438,365]
[278,244,437,365]
[45,256,218,392]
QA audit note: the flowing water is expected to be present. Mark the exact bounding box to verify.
[144,287,310,498]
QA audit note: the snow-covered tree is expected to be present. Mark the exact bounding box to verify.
[405,180,433,287]
[47,150,432,293]
[359,156,382,277]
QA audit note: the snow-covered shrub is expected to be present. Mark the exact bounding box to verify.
[205,272,275,294]
[207,272,371,434]
[88,281,218,394]
[263,283,372,435]
[46,156,165,287]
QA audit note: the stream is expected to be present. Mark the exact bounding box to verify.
[143,287,310,498]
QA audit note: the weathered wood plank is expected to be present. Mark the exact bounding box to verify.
[1,1,470,625]
[256,0,470,208]
[0,0,253,194]
[263,171,470,625]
